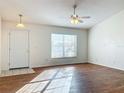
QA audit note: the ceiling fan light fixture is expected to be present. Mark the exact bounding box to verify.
[16,23,25,28]
[69,3,90,24]
[16,14,25,28]
[71,18,79,24]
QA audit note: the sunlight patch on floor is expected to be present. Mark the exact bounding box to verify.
[16,67,75,93]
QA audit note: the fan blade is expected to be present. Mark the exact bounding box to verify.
[78,20,83,23]
[79,16,91,19]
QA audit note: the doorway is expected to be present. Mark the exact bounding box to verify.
[9,30,30,69]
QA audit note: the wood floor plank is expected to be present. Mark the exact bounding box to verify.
[32,81,49,93]
[16,81,49,93]
[30,69,58,83]
[55,67,74,78]
[0,63,124,93]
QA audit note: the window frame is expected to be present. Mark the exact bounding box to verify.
[51,33,77,59]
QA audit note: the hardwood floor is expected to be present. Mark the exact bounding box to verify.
[0,63,124,93]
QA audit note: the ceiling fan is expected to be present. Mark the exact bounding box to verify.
[70,4,90,24]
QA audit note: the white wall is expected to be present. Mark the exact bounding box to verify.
[88,10,124,70]
[2,21,88,70]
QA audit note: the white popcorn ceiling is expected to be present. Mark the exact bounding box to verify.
[0,0,124,29]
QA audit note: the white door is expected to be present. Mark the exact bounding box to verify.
[9,31,29,69]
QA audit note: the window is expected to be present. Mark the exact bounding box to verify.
[51,34,77,58]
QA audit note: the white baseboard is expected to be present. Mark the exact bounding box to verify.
[31,60,88,68]
[88,60,124,71]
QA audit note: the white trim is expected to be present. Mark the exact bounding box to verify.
[51,33,77,58]
[88,60,124,71]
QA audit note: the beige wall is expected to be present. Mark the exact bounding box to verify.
[2,21,88,70]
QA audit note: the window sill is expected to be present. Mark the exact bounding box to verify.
[51,57,77,59]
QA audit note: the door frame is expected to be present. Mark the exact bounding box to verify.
[8,30,30,69]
